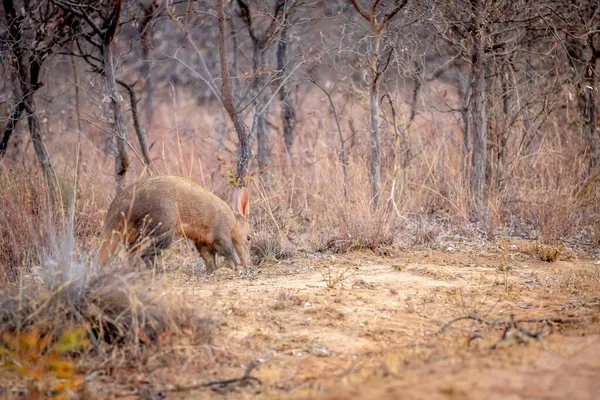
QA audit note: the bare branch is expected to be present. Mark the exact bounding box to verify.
[51,0,104,37]
[377,0,408,32]
[116,79,155,175]
[217,0,251,185]
[104,0,123,44]
[349,0,371,22]
[260,0,286,47]
[237,0,257,42]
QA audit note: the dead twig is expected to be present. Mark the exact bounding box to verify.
[437,314,594,348]
[168,360,261,394]
[437,314,489,334]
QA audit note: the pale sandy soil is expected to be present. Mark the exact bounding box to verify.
[2,241,599,399]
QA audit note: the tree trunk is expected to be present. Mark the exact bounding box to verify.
[468,0,488,212]
[227,0,242,102]
[582,51,598,173]
[139,2,155,131]
[117,80,155,175]
[24,93,58,198]
[252,43,270,179]
[277,21,296,158]
[255,97,270,175]
[103,40,130,193]
[0,100,25,157]
[369,34,382,207]
[2,0,59,203]
[217,0,252,186]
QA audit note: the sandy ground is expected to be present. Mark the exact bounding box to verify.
[155,241,600,400]
[2,241,600,399]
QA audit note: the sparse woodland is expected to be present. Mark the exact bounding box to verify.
[0,0,600,398]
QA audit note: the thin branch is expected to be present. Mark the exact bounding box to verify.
[0,100,25,157]
[260,0,286,47]
[438,314,592,336]
[104,0,123,44]
[166,361,261,394]
[237,0,257,42]
[378,0,408,31]
[350,0,371,22]
[51,0,104,37]
[116,79,155,176]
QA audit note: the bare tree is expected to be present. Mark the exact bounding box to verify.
[52,0,155,190]
[560,1,600,174]
[349,0,409,207]
[1,0,78,203]
[217,0,252,187]
[277,4,298,161]
[467,0,488,210]
[237,0,288,179]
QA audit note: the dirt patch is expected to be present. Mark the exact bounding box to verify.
[149,248,599,399]
[2,247,599,399]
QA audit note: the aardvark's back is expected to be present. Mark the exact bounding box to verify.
[99,176,236,265]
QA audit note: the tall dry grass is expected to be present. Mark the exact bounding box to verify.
[0,192,214,392]
[0,166,106,283]
[2,83,600,282]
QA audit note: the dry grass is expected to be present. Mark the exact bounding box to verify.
[1,30,600,398]
[3,88,600,275]
[320,262,359,289]
[0,167,105,283]
[272,290,307,310]
[0,269,213,349]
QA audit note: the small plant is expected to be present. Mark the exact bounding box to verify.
[320,263,358,289]
[272,290,305,310]
[392,255,412,271]
[499,240,510,293]
[533,241,564,262]
[0,327,89,399]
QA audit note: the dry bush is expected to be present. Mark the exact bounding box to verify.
[532,242,564,262]
[249,180,296,264]
[0,169,55,283]
[0,167,105,283]
[0,263,214,354]
[496,141,598,245]
[272,290,306,310]
[320,263,359,289]
[300,160,396,253]
[0,198,213,361]
[0,255,212,346]
[318,201,395,253]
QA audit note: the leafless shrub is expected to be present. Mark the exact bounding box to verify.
[0,269,213,351]
[272,290,305,310]
[532,242,564,262]
[0,206,214,358]
[319,201,394,254]
[0,168,105,284]
[320,263,358,289]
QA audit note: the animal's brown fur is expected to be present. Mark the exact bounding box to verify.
[98,176,251,273]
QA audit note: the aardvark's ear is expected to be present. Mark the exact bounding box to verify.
[232,187,249,219]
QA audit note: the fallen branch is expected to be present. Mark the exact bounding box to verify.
[438,314,487,334]
[437,314,594,348]
[168,360,261,394]
[438,314,592,335]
